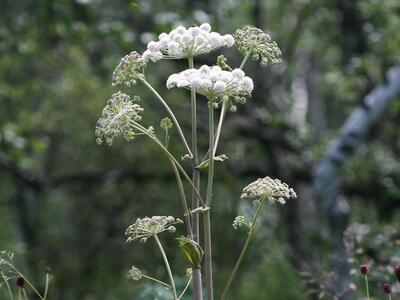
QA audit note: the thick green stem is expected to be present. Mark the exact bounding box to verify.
[188,56,203,300]
[388,294,392,300]
[140,78,193,158]
[220,199,265,300]
[154,234,178,300]
[204,97,215,300]
[364,275,370,300]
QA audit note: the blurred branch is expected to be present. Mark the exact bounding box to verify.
[313,65,400,299]
[0,151,173,189]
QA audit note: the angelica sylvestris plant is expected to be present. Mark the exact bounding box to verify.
[96,23,296,300]
[0,251,52,300]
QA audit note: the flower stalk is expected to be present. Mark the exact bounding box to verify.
[154,234,178,300]
[188,55,203,300]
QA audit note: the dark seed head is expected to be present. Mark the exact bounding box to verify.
[395,265,400,282]
[45,266,51,274]
[16,276,25,288]
[360,265,369,275]
[383,283,392,294]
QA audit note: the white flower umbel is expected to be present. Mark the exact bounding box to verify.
[241,176,297,204]
[125,216,183,243]
[143,23,234,62]
[166,65,253,100]
[95,92,148,145]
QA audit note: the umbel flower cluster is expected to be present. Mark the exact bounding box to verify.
[167,65,253,99]
[143,23,234,62]
[112,51,146,87]
[235,25,282,67]
[241,176,297,204]
[95,92,150,146]
[125,216,183,243]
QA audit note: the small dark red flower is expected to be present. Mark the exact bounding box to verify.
[395,265,400,282]
[360,265,369,275]
[16,276,25,288]
[383,283,392,294]
[45,266,52,274]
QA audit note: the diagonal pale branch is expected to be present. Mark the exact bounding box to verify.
[313,66,400,300]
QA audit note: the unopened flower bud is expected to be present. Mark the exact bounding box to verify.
[177,236,204,269]
[16,276,25,288]
[395,265,400,282]
[360,265,368,275]
[45,266,52,274]
[383,283,392,294]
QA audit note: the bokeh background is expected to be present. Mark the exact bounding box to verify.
[1,0,400,299]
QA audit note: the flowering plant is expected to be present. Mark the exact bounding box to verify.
[95,23,296,300]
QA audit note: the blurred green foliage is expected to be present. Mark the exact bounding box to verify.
[1,0,399,299]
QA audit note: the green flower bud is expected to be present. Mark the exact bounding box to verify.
[177,236,204,269]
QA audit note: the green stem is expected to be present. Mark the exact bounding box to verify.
[21,289,28,300]
[128,121,205,206]
[1,263,43,300]
[141,274,171,288]
[140,78,193,158]
[388,294,392,300]
[43,274,49,300]
[220,199,266,300]
[18,288,22,300]
[188,56,203,300]
[213,101,227,156]
[239,46,253,70]
[364,275,370,300]
[204,97,215,300]
[1,271,14,300]
[169,158,193,236]
[154,234,178,300]
[178,277,193,300]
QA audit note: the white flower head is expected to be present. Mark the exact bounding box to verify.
[143,23,235,62]
[241,176,297,204]
[112,51,146,87]
[235,25,282,67]
[95,92,145,146]
[166,65,253,100]
[125,216,183,243]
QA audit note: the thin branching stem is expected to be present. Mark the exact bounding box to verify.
[1,271,14,300]
[141,274,171,288]
[178,277,193,300]
[220,199,266,300]
[169,158,193,236]
[43,273,49,300]
[364,275,370,300]
[1,262,44,300]
[239,45,253,69]
[128,121,205,207]
[140,78,193,158]
[154,234,178,300]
